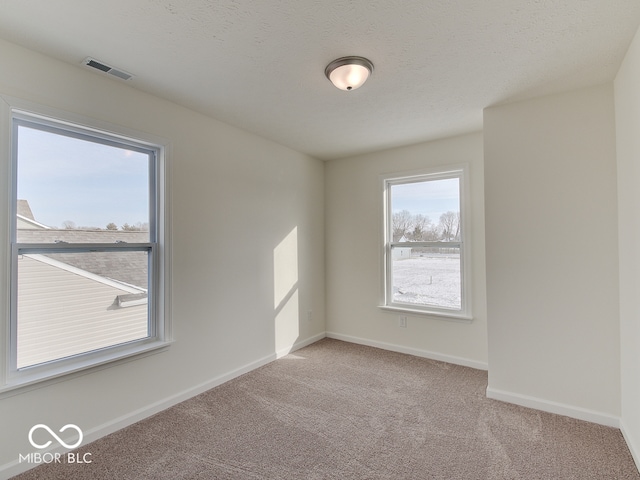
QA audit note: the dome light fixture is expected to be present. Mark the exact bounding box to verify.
[325,56,374,91]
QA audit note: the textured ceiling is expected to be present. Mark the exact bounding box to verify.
[1,0,639,160]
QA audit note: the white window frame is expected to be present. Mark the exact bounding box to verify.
[0,97,172,394]
[380,165,472,321]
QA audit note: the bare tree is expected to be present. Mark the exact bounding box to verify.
[392,210,413,240]
[121,222,149,231]
[424,224,441,241]
[408,214,431,241]
[455,211,461,240]
[62,220,76,229]
[439,211,460,241]
[106,222,118,230]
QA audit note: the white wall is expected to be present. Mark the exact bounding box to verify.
[2,27,636,477]
[0,38,325,475]
[614,24,640,469]
[484,85,621,424]
[324,133,488,368]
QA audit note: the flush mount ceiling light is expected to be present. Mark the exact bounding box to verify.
[325,56,374,91]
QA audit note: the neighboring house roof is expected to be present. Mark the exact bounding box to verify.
[16,199,51,229]
[393,234,410,243]
[17,229,150,289]
[28,253,146,294]
[17,199,35,220]
[17,228,149,243]
[17,214,51,230]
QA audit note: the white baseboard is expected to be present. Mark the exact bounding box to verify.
[276,332,326,358]
[486,386,620,428]
[325,331,488,371]
[1,334,326,479]
[621,420,640,473]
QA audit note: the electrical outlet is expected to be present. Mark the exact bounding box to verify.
[398,316,407,328]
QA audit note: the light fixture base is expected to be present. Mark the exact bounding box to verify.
[325,56,374,91]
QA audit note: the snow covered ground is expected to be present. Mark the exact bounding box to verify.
[392,253,461,309]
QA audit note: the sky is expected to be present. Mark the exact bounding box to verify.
[16,125,150,229]
[391,177,460,225]
[16,123,457,230]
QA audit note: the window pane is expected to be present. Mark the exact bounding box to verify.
[390,178,460,242]
[391,246,461,310]
[16,124,150,241]
[16,250,149,369]
[387,173,465,312]
[8,108,165,388]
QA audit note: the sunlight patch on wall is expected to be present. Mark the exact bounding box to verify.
[274,227,298,309]
[274,227,300,354]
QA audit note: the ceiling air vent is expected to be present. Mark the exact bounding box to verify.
[82,57,133,81]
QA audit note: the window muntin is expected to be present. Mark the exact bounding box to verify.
[6,110,167,387]
[383,167,470,319]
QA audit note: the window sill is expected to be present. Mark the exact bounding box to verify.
[0,340,173,399]
[379,305,473,322]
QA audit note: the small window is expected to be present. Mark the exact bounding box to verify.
[381,166,471,319]
[4,107,170,390]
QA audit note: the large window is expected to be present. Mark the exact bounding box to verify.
[382,166,471,319]
[4,107,170,390]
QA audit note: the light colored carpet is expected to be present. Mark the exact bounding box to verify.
[13,338,640,479]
